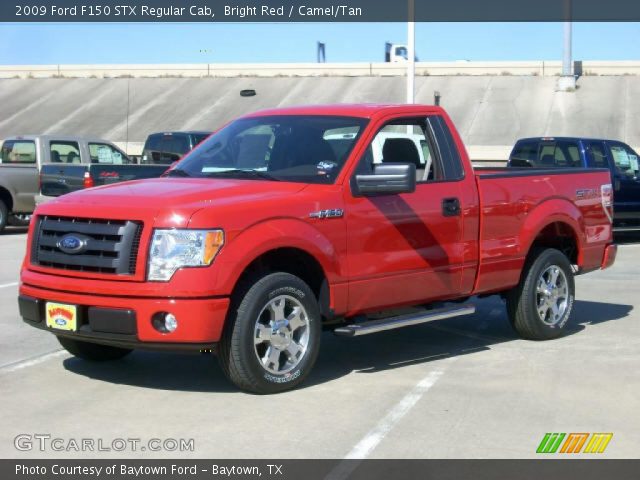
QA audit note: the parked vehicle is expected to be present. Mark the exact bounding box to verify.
[39,163,169,203]
[19,105,616,394]
[0,135,131,232]
[141,131,211,164]
[508,137,640,231]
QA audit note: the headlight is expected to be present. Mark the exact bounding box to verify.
[148,229,224,281]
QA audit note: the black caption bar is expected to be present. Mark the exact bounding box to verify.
[3,460,640,480]
[3,0,640,22]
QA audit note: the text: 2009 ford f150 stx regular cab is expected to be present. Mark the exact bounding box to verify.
[18,105,617,393]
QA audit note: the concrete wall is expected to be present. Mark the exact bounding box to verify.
[3,61,640,79]
[1,75,639,163]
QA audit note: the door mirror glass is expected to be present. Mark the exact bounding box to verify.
[354,163,416,196]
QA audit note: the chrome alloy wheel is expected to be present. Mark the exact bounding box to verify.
[253,295,310,375]
[536,265,569,326]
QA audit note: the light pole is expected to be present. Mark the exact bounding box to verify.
[407,0,415,104]
[558,1,576,91]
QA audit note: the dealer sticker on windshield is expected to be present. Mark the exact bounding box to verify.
[45,302,77,332]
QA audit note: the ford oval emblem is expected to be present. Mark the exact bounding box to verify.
[55,318,67,326]
[57,234,88,254]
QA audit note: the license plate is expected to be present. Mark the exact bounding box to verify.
[45,302,77,332]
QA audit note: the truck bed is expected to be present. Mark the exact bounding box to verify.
[473,167,613,295]
[40,163,169,198]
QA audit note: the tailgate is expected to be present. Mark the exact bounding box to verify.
[90,164,168,187]
[40,164,87,197]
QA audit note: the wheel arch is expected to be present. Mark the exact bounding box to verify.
[0,185,14,212]
[215,219,343,321]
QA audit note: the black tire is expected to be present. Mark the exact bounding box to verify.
[218,272,322,394]
[57,336,132,361]
[0,200,7,233]
[506,248,575,340]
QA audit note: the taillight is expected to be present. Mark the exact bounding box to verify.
[601,183,613,223]
[83,171,94,189]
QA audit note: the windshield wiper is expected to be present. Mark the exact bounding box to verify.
[202,170,282,181]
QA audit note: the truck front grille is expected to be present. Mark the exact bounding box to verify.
[31,216,143,275]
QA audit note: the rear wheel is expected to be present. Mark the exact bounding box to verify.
[57,336,132,361]
[506,248,575,340]
[0,200,8,233]
[218,272,321,394]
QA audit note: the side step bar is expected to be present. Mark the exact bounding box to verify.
[613,226,640,232]
[334,304,476,337]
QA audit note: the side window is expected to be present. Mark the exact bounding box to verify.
[427,115,464,180]
[556,141,580,166]
[610,143,640,177]
[538,143,557,166]
[89,143,127,164]
[354,119,442,183]
[510,141,538,166]
[49,141,80,164]
[0,140,36,164]
[142,134,162,164]
[586,141,607,168]
[158,136,190,164]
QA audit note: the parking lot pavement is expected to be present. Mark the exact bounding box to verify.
[1,230,638,459]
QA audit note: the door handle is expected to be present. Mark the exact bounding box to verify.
[442,197,461,217]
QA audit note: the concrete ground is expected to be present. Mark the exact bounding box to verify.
[0,229,638,459]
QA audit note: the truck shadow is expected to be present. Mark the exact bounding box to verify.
[62,297,632,393]
[1,226,28,236]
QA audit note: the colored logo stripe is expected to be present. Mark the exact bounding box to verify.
[584,433,613,454]
[560,433,589,453]
[537,433,565,453]
[537,433,613,454]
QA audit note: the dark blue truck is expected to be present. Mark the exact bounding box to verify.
[508,137,640,232]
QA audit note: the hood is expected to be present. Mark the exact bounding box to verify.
[39,178,308,227]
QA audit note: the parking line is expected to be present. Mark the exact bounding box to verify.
[0,350,67,374]
[0,282,18,289]
[326,369,445,480]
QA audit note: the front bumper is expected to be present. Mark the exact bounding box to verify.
[19,283,230,351]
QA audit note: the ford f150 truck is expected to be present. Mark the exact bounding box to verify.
[18,105,617,394]
[508,137,640,232]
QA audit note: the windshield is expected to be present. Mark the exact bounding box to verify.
[172,115,367,184]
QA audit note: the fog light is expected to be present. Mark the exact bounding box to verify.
[152,312,178,333]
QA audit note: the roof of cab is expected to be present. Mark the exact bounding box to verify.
[242,104,445,119]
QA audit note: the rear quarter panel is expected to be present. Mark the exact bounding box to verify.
[474,169,612,295]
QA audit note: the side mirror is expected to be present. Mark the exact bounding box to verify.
[354,163,416,196]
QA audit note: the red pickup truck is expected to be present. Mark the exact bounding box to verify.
[18,105,617,394]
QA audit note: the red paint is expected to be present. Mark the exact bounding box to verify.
[20,105,615,345]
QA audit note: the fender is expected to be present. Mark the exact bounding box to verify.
[519,197,584,261]
[213,217,344,297]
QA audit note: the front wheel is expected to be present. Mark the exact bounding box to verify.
[506,248,575,340]
[218,272,321,394]
[57,336,133,361]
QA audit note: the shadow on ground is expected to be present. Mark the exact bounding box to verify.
[1,226,28,236]
[614,232,640,244]
[63,297,633,394]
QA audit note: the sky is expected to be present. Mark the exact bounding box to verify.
[0,22,638,64]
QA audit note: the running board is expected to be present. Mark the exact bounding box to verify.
[334,304,476,337]
[613,226,640,232]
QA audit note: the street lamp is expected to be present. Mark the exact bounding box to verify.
[407,0,415,104]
